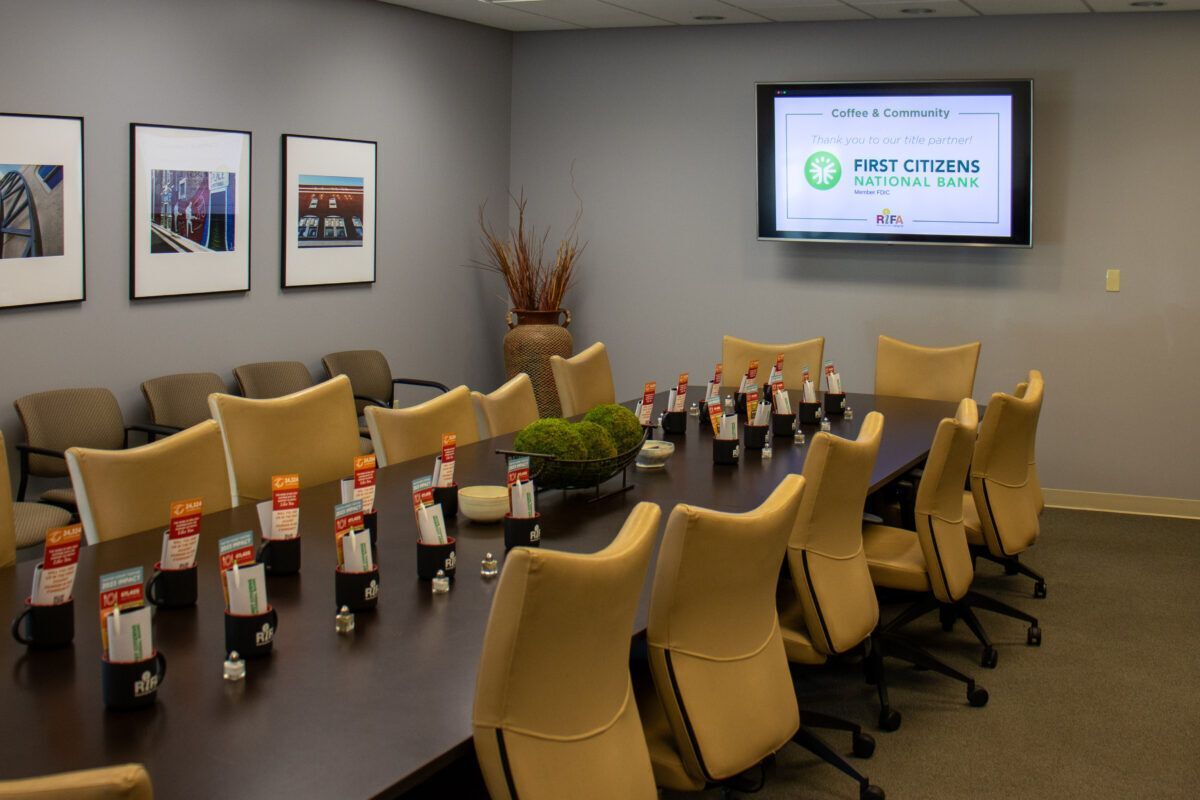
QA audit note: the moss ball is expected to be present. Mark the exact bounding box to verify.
[582,404,643,453]
[514,418,588,461]
[573,421,617,460]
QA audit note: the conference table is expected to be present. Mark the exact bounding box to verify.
[0,389,956,798]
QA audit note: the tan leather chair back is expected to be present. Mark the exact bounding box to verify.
[970,371,1043,557]
[141,372,227,429]
[67,421,233,545]
[1014,379,1045,514]
[648,476,805,783]
[364,385,479,467]
[550,342,616,418]
[1,432,15,568]
[0,764,152,800]
[915,399,979,604]
[874,335,981,403]
[14,388,125,477]
[208,376,361,504]
[474,502,661,800]
[232,361,314,399]
[787,412,883,655]
[322,349,393,416]
[720,335,825,391]
[471,373,539,438]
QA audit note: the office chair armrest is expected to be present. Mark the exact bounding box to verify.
[126,423,181,444]
[354,394,391,409]
[392,377,450,394]
[15,444,65,502]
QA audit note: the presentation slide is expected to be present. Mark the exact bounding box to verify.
[772,94,1013,238]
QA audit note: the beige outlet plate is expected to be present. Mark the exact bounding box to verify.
[1106,269,1120,292]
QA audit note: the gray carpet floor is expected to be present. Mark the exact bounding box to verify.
[413,509,1200,799]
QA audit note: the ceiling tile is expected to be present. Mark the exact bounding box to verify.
[379,0,584,30]
[965,0,1090,13]
[599,0,769,25]
[511,0,676,27]
[1086,0,1200,11]
[846,0,979,18]
[729,2,872,20]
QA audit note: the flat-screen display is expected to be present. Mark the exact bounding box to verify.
[757,80,1032,247]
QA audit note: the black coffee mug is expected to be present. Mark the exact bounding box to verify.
[11,598,74,649]
[257,536,301,576]
[432,485,459,518]
[146,563,197,608]
[713,438,739,466]
[772,413,797,438]
[661,411,687,435]
[363,511,379,550]
[335,566,380,612]
[503,513,542,551]
[744,424,769,450]
[734,392,747,418]
[799,402,823,425]
[224,607,278,658]
[416,537,457,580]
[101,651,166,711]
[824,393,847,416]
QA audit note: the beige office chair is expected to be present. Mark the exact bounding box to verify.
[141,372,228,432]
[874,335,981,403]
[1,431,72,564]
[208,376,361,504]
[1014,379,1045,516]
[13,388,169,512]
[66,420,234,546]
[471,374,539,438]
[864,400,1040,670]
[550,342,615,418]
[721,335,825,390]
[636,476,884,799]
[473,502,661,800]
[0,764,152,799]
[321,349,449,417]
[232,361,314,399]
[780,413,987,731]
[364,385,480,467]
[964,371,1047,597]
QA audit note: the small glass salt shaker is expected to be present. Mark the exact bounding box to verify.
[432,569,451,594]
[335,605,355,635]
[481,552,499,578]
[688,401,700,417]
[820,416,832,433]
[793,428,806,446]
[223,651,246,682]
[843,405,854,420]
[762,437,773,459]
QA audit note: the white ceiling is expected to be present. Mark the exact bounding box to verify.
[380,0,1200,31]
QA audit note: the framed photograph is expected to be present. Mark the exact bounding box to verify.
[281,134,376,288]
[0,113,85,310]
[130,123,251,299]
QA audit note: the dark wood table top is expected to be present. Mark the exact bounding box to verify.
[0,389,955,798]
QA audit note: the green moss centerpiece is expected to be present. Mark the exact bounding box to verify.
[508,407,647,492]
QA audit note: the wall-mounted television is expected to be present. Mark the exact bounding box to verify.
[757,80,1032,247]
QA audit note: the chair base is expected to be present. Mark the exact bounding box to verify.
[887,591,1041,668]
[792,726,885,800]
[869,629,988,732]
[972,548,1047,598]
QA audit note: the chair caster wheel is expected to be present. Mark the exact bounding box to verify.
[981,647,998,668]
[1033,581,1047,599]
[939,606,956,632]
[968,686,989,707]
[878,709,901,732]
[1027,626,1042,646]
[861,783,885,800]
[852,732,876,759]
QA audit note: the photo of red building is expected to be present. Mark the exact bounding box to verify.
[297,174,364,248]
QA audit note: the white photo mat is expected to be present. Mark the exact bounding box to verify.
[131,124,251,298]
[281,135,376,288]
[0,114,85,309]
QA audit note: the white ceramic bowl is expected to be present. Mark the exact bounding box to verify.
[458,485,509,523]
[636,440,675,470]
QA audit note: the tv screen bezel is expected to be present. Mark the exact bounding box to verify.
[756,79,1033,248]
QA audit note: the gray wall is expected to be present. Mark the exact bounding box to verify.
[510,12,1200,499]
[0,0,512,489]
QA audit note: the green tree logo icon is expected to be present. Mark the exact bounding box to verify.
[805,151,842,190]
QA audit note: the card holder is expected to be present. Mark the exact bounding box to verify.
[799,401,823,425]
[101,651,166,711]
[713,438,739,466]
[772,413,797,438]
[503,513,542,551]
[743,424,769,450]
[432,485,459,519]
[146,562,197,608]
[257,537,301,576]
[416,537,457,580]
[661,411,687,435]
[335,565,380,612]
[224,607,278,658]
[11,597,74,649]
[824,393,847,416]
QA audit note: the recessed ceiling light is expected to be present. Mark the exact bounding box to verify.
[1129,1,1166,6]
[694,15,726,21]
[900,7,936,13]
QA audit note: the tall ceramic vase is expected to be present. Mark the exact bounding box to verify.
[503,309,573,418]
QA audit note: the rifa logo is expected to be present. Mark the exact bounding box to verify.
[134,670,159,697]
[529,525,542,544]
[364,579,379,600]
[255,623,274,646]
[444,551,457,571]
[875,208,904,226]
[805,151,842,190]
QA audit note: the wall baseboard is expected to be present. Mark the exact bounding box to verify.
[1044,489,1200,520]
